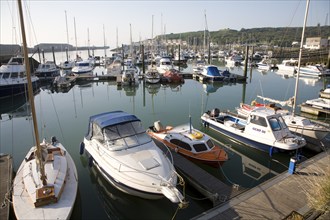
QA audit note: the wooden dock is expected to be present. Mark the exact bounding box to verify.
[154,140,244,206]
[192,151,330,220]
[0,154,13,220]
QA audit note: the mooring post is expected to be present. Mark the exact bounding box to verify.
[243,45,249,78]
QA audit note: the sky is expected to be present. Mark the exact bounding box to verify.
[0,0,329,48]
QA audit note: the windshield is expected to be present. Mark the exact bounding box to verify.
[103,121,151,150]
[269,117,281,131]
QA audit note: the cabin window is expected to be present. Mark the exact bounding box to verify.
[250,115,267,127]
[170,139,192,151]
[206,139,214,149]
[278,117,287,129]
[0,73,2,79]
[92,123,103,141]
[193,143,208,152]
[11,72,18,78]
[2,73,10,79]
[269,118,281,131]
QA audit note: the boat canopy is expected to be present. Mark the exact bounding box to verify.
[205,66,222,77]
[89,111,140,129]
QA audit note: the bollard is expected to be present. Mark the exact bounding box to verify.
[288,157,297,174]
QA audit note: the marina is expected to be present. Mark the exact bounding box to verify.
[1,48,329,219]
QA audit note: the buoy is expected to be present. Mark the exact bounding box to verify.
[79,142,85,155]
[288,157,297,174]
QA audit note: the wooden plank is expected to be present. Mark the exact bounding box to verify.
[154,140,243,206]
[0,154,13,220]
[193,152,329,220]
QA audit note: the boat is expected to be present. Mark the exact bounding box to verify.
[34,61,60,78]
[145,68,161,84]
[276,58,298,75]
[59,60,75,70]
[147,120,228,167]
[304,98,330,111]
[236,99,330,141]
[81,111,185,204]
[201,107,306,154]
[296,64,326,77]
[12,1,78,219]
[192,60,206,73]
[53,75,72,89]
[71,59,94,76]
[256,57,277,71]
[319,84,330,99]
[59,11,75,71]
[162,68,184,83]
[0,55,39,99]
[156,57,173,74]
[200,65,226,82]
[121,66,139,86]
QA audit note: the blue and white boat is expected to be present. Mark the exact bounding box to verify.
[201,107,306,154]
[200,65,226,82]
[71,60,94,76]
[0,56,39,99]
[81,111,185,204]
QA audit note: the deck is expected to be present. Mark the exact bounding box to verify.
[192,151,330,219]
[0,154,13,220]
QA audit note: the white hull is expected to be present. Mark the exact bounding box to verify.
[12,141,78,220]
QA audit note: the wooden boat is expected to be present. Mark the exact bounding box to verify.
[12,1,78,219]
[162,69,184,83]
[147,120,228,167]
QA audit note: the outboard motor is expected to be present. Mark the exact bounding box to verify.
[51,136,57,145]
[210,108,220,117]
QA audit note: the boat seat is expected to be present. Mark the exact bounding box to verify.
[154,121,165,132]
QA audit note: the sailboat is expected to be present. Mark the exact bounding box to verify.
[236,0,330,143]
[12,1,78,219]
[59,11,75,71]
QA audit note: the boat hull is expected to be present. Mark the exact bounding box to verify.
[12,142,78,220]
[0,78,39,99]
[201,116,279,153]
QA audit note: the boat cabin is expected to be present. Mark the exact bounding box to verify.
[85,111,153,151]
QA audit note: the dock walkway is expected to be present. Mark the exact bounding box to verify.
[193,151,330,220]
[154,140,243,206]
[0,154,13,220]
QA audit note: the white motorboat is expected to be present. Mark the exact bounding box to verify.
[156,57,173,74]
[81,111,185,204]
[201,107,306,154]
[12,1,78,219]
[296,64,326,77]
[277,58,298,75]
[121,66,139,86]
[200,65,226,82]
[35,61,60,78]
[72,60,94,76]
[236,101,330,141]
[319,84,330,99]
[145,68,161,84]
[0,55,39,99]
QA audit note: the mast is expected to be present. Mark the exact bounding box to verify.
[130,23,133,58]
[74,17,78,58]
[65,10,70,60]
[292,0,310,116]
[103,24,106,57]
[17,0,47,186]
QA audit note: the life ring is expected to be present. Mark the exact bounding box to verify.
[189,131,203,139]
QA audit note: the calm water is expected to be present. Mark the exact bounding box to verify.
[1,50,329,220]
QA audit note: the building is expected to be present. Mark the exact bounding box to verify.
[304,37,328,50]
